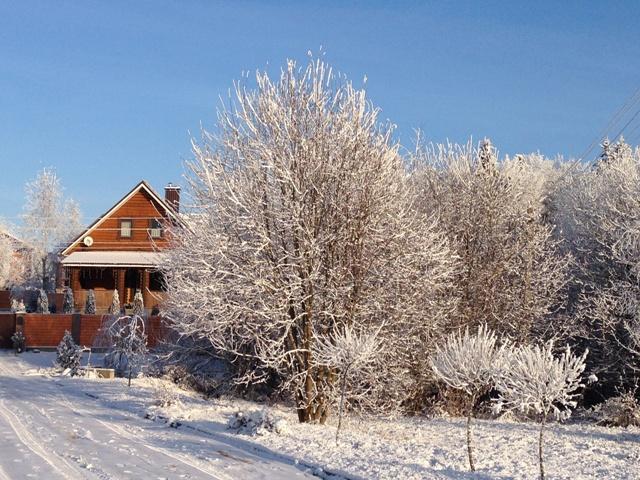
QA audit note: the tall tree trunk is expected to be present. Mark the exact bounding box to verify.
[466,394,476,472]
[336,366,350,444]
[538,412,547,480]
[42,256,47,291]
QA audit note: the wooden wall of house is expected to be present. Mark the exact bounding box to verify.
[67,189,172,254]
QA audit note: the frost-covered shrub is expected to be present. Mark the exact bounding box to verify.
[10,298,25,313]
[11,330,26,353]
[227,410,288,436]
[430,324,507,472]
[62,287,74,314]
[84,289,96,314]
[109,289,120,315]
[314,324,383,443]
[132,290,144,317]
[36,288,49,313]
[493,342,588,480]
[104,315,148,386]
[56,330,81,375]
[590,391,640,427]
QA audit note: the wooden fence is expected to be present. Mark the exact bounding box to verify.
[0,313,167,350]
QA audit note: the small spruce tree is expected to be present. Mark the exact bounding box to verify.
[109,289,121,315]
[132,290,144,317]
[11,330,26,354]
[62,287,74,313]
[85,289,96,314]
[56,330,81,375]
[36,289,49,313]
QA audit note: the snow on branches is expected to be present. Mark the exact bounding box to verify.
[430,324,507,471]
[161,56,457,423]
[493,342,588,421]
[314,324,383,442]
[493,342,588,480]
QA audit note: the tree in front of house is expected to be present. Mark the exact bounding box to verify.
[109,289,121,315]
[105,315,148,386]
[85,289,96,314]
[0,229,12,289]
[36,288,49,313]
[132,290,144,317]
[162,56,457,423]
[62,287,74,314]
[22,168,81,291]
[56,330,82,375]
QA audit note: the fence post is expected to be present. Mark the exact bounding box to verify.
[71,313,82,345]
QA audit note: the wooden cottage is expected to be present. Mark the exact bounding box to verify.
[58,181,183,314]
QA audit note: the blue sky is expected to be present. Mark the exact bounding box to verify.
[1,1,639,224]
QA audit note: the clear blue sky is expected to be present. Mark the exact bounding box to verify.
[1,1,638,224]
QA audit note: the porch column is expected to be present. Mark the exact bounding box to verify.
[141,269,151,311]
[70,268,81,311]
[116,268,126,306]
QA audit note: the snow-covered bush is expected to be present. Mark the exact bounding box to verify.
[493,342,588,480]
[553,139,640,390]
[589,390,640,427]
[36,288,49,313]
[105,315,148,386]
[132,290,144,317]
[62,287,74,314]
[11,330,25,353]
[10,298,25,313]
[430,324,507,471]
[84,289,96,314]
[56,330,81,375]
[411,141,570,342]
[109,289,120,315]
[314,324,383,443]
[227,410,288,436]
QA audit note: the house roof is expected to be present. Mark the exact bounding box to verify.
[0,230,32,251]
[60,180,184,257]
[60,251,165,268]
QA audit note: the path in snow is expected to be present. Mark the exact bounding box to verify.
[0,352,314,480]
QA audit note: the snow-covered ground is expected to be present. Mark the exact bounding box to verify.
[0,351,314,479]
[1,351,639,480]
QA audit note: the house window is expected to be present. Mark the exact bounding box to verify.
[148,219,162,239]
[119,219,133,238]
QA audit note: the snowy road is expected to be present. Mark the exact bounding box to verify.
[0,352,315,480]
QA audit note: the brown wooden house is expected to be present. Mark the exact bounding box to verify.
[58,181,183,314]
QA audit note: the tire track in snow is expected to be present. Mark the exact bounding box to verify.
[55,390,228,479]
[0,399,80,479]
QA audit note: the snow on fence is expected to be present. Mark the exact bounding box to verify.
[0,313,168,350]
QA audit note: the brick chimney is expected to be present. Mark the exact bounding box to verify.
[164,183,181,212]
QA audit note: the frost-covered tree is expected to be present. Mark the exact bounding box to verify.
[105,315,148,386]
[411,140,570,342]
[85,289,96,314]
[493,342,588,480]
[62,287,74,314]
[11,330,26,354]
[430,324,507,472]
[132,290,144,317]
[22,168,82,290]
[36,288,49,313]
[314,324,383,443]
[0,231,12,289]
[56,330,81,375]
[162,57,457,423]
[553,138,640,388]
[109,289,121,315]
